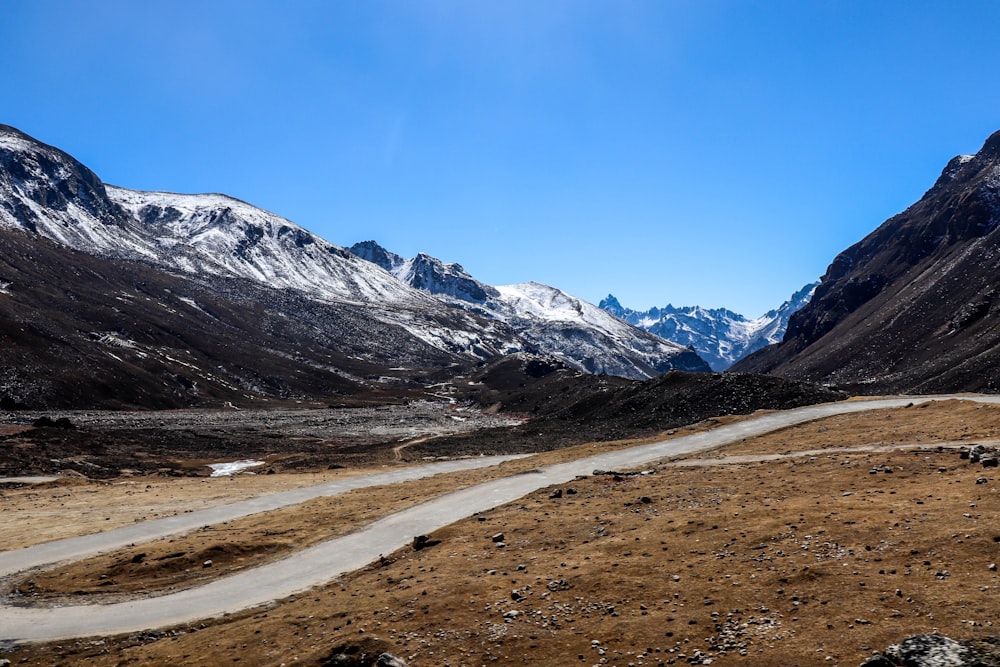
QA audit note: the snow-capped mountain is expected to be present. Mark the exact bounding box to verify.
[0,123,707,405]
[0,124,532,363]
[0,125,431,308]
[492,282,709,376]
[349,242,710,377]
[600,283,819,371]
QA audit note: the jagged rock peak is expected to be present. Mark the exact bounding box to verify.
[0,124,131,237]
[346,243,502,305]
[349,240,405,272]
[403,253,500,304]
[600,283,818,371]
[598,294,624,315]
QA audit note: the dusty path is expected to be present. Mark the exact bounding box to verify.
[3,395,996,643]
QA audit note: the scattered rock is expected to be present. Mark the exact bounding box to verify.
[861,634,1000,666]
[549,489,563,499]
[492,533,505,543]
[131,552,147,564]
[321,639,404,666]
[202,560,213,568]
[968,445,989,463]
[546,578,571,591]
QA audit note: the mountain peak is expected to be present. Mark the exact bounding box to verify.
[348,240,405,272]
[980,128,1000,159]
[598,294,623,312]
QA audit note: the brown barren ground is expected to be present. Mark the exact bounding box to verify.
[5,400,1000,666]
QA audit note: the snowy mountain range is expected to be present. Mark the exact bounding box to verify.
[348,241,708,377]
[0,123,708,408]
[600,283,819,371]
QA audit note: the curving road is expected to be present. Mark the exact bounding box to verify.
[1,395,994,643]
[0,455,527,578]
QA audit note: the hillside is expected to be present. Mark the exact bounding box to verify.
[736,130,1000,394]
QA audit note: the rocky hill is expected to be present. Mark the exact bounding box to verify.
[736,129,1000,394]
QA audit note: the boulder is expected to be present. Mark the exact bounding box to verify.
[861,634,1000,666]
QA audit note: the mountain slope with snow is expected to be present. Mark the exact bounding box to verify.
[0,124,531,365]
[600,283,818,371]
[494,282,709,376]
[0,125,707,405]
[348,242,710,377]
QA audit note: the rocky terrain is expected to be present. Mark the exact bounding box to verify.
[0,365,842,478]
[5,399,1000,665]
[0,402,523,479]
[736,129,1000,394]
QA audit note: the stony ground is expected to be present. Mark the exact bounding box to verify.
[0,402,524,478]
[4,400,1000,666]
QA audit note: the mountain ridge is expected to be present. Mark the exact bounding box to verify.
[0,124,710,407]
[600,282,818,370]
[348,241,710,377]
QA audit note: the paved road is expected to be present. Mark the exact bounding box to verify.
[0,476,60,485]
[0,455,526,578]
[2,395,994,643]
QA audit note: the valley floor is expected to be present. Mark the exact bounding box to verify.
[3,399,1000,665]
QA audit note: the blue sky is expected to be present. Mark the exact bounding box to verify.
[3,1,1000,316]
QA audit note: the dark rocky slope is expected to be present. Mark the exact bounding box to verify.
[412,358,846,456]
[736,130,1000,394]
[0,230,468,409]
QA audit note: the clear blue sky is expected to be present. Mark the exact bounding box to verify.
[3,1,1000,316]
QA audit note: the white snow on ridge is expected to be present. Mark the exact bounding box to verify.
[495,282,687,353]
[1,125,708,377]
[106,186,431,307]
[600,282,819,371]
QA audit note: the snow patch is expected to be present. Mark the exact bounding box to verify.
[207,460,265,476]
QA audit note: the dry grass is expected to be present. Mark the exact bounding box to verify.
[6,401,1000,667]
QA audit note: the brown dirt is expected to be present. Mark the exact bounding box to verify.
[6,401,1000,666]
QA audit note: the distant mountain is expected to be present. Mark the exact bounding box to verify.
[734,129,1000,394]
[0,124,709,406]
[600,283,818,371]
[349,241,710,377]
